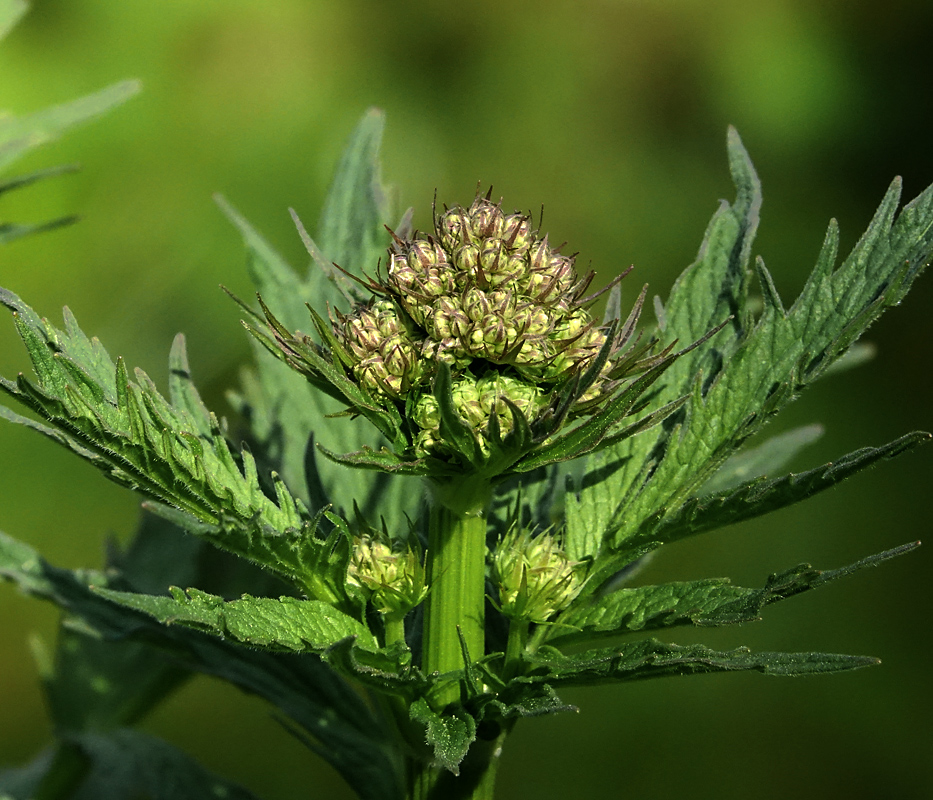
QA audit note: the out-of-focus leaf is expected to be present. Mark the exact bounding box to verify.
[0,729,260,800]
[700,423,824,495]
[0,0,27,41]
[0,80,140,173]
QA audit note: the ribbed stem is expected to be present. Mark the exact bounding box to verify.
[409,479,494,799]
[422,501,488,708]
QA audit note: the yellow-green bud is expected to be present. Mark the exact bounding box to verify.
[347,535,428,617]
[340,300,424,397]
[492,527,583,623]
[438,208,473,252]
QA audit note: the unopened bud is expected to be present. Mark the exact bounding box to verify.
[492,527,582,623]
[347,535,427,617]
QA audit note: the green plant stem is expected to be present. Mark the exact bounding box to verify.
[423,500,488,708]
[502,619,528,681]
[385,613,406,648]
[410,481,492,800]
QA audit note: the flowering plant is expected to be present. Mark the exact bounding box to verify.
[0,8,929,797]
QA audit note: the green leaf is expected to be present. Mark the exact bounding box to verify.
[409,698,477,775]
[547,542,919,648]
[700,423,824,495]
[143,501,354,608]
[523,639,878,687]
[0,729,261,800]
[317,107,393,280]
[93,586,378,654]
[569,134,933,559]
[0,80,140,173]
[654,126,761,397]
[638,432,930,548]
[217,110,420,534]
[0,0,27,41]
[0,529,403,800]
[0,292,361,597]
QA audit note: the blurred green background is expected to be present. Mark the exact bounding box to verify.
[1,0,931,797]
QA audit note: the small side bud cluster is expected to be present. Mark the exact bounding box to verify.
[347,534,427,617]
[337,299,424,397]
[491,526,583,623]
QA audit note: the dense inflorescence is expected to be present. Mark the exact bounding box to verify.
[334,193,633,457]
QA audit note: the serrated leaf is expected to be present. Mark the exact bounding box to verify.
[0,529,403,800]
[217,112,420,534]
[409,698,477,775]
[317,107,393,280]
[548,542,919,648]
[638,432,930,548]
[523,639,878,687]
[142,501,353,608]
[569,133,933,558]
[0,291,359,599]
[94,586,378,654]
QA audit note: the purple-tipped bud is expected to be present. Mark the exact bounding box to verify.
[469,198,505,239]
[502,214,534,252]
[437,208,472,252]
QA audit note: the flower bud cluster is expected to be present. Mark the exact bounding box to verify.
[347,534,428,617]
[491,526,583,623]
[332,192,621,456]
[412,371,545,457]
[337,299,423,397]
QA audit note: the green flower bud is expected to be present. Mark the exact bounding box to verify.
[492,527,583,623]
[451,374,486,428]
[475,371,543,432]
[464,293,517,360]
[347,535,428,617]
[430,296,470,341]
[453,242,481,276]
[413,393,440,430]
[407,239,447,272]
[387,253,417,293]
[479,240,527,288]
[421,336,470,368]
[389,244,456,326]
[266,188,654,476]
